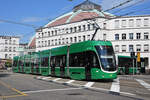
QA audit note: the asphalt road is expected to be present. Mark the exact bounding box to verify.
[0,72,142,100]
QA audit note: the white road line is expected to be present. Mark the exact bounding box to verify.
[36,76,43,79]
[23,88,83,94]
[110,78,120,93]
[65,80,75,84]
[42,77,52,81]
[53,78,62,81]
[84,82,95,87]
[136,79,150,90]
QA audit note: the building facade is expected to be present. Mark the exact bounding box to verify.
[35,1,150,69]
[0,36,20,59]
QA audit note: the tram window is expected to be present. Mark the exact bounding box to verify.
[50,56,56,67]
[41,57,49,67]
[69,51,99,68]
[85,51,99,68]
[50,55,66,67]
[25,59,30,67]
[13,61,18,67]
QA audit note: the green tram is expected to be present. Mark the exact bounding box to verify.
[13,41,117,80]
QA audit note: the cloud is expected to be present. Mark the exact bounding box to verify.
[21,17,48,23]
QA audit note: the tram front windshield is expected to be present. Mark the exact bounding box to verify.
[95,45,116,71]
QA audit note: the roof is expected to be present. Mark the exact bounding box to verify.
[45,0,114,27]
[28,36,36,49]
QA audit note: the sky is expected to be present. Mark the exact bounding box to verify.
[0,0,150,43]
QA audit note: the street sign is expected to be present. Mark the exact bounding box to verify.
[137,52,140,62]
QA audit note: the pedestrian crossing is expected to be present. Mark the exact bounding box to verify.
[36,76,150,99]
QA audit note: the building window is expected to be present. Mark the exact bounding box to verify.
[58,39,61,44]
[5,54,8,59]
[45,41,47,46]
[115,34,119,40]
[51,31,54,36]
[87,24,90,30]
[55,30,57,35]
[9,40,11,44]
[136,44,141,51]
[66,28,69,34]
[39,33,41,38]
[66,38,68,44]
[9,47,11,52]
[103,23,106,29]
[129,33,134,39]
[5,46,8,51]
[129,45,134,52]
[78,36,81,42]
[70,37,73,43]
[78,26,81,32]
[129,19,134,27]
[9,54,11,59]
[121,20,126,27]
[48,31,50,36]
[5,40,8,44]
[83,25,86,31]
[74,37,77,42]
[92,23,96,29]
[62,38,65,44]
[13,40,16,44]
[70,27,73,33]
[115,20,119,28]
[83,35,86,41]
[115,45,119,52]
[144,32,149,39]
[74,27,77,32]
[122,34,126,40]
[136,19,141,27]
[144,44,149,52]
[87,35,90,40]
[122,45,126,52]
[48,40,50,46]
[136,33,141,39]
[13,47,16,52]
[55,39,57,45]
[42,32,44,37]
[103,34,106,40]
[144,18,149,26]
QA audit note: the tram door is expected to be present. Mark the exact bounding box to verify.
[85,52,92,80]
[18,60,21,72]
[31,60,34,74]
[36,59,39,74]
[60,56,66,77]
[51,56,55,76]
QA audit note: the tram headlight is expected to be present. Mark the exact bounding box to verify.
[106,65,110,68]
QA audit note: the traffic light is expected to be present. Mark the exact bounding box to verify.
[137,52,140,62]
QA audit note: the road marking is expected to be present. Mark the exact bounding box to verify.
[136,79,150,90]
[0,80,27,96]
[0,94,24,99]
[42,77,52,81]
[65,80,75,84]
[53,78,62,82]
[37,76,43,79]
[84,82,95,87]
[109,78,120,94]
[23,88,83,94]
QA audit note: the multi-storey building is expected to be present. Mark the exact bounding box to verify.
[35,0,150,70]
[0,35,20,59]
